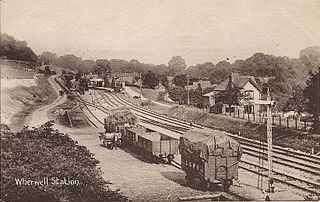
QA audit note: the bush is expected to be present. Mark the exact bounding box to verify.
[1,122,126,201]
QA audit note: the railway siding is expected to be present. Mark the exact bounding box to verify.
[75,89,320,196]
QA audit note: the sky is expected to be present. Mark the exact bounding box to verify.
[2,0,320,66]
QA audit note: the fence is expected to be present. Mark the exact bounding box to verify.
[222,110,313,132]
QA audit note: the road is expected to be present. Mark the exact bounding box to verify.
[24,75,67,127]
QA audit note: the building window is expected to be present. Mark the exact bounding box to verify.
[244,90,254,99]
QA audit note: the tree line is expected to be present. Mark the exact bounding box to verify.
[0,33,37,62]
[1,33,319,132]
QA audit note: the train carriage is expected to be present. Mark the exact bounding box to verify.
[179,128,242,191]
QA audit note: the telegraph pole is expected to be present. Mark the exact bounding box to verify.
[187,75,190,105]
[266,88,274,193]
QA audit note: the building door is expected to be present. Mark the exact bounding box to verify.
[244,105,253,114]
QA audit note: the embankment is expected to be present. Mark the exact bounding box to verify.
[1,72,57,131]
[164,106,320,154]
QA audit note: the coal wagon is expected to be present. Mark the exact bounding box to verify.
[179,128,242,191]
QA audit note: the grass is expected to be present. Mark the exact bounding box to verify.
[128,86,159,100]
[5,75,58,131]
[163,106,320,154]
[0,60,35,79]
[1,61,57,131]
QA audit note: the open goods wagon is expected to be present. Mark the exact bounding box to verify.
[137,132,179,163]
[121,127,146,149]
[121,126,179,163]
[179,128,242,191]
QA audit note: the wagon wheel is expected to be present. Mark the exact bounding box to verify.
[222,180,231,191]
[153,156,159,164]
[200,180,210,190]
[167,154,173,164]
[185,173,195,185]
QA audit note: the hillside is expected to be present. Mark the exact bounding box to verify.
[1,61,57,130]
[1,60,35,79]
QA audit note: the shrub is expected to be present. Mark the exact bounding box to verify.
[1,122,126,201]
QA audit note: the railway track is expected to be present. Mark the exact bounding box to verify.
[75,89,320,195]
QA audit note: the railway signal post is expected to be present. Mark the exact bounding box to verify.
[187,75,190,105]
[266,89,275,193]
[255,88,275,193]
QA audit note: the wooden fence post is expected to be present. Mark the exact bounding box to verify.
[287,117,289,128]
[279,116,282,126]
[248,112,250,121]
[272,115,275,125]
[238,109,240,118]
[295,117,298,130]
[66,110,73,128]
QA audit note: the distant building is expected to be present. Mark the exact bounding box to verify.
[155,81,168,101]
[203,73,263,114]
[89,78,104,87]
[70,79,80,91]
[185,80,216,91]
[113,77,125,92]
[112,72,139,85]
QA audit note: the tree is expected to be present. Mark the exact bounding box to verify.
[304,69,320,133]
[185,62,215,79]
[299,46,320,73]
[38,51,57,65]
[168,56,187,75]
[217,82,243,115]
[82,60,97,74]
[56,54,83,72]
[167,86,187,105]
[0,33,37,62]
[142,71,159,89]
[157,75,169,87]
[209,61,232,84]
[44,66,52,76]
[173,75,188,87]
[283,85,307,115]
[190,85,204,108]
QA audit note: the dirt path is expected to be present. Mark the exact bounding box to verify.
[125,86,172,107]
[24,75,67,127]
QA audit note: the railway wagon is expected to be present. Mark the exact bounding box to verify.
[179,128,242,191]
[121,127,146,149]
[137,132,179,163]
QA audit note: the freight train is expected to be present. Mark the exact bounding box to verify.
[120,126,179,163]
[109,124,242,191]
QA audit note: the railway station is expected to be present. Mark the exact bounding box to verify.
[57,80,320,200]
[2,1,320,201]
